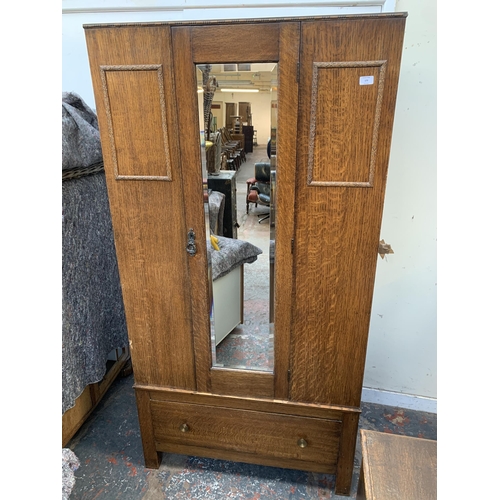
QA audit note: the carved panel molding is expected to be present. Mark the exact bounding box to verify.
[100,64,172,181]
[307,60,387,188]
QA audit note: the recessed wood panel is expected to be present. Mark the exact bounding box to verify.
[308,61,386,187]
[210,367,274,398]
[100,65,172,180]
[190,23,280,62]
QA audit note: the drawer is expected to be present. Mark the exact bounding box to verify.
[150,400,342,470]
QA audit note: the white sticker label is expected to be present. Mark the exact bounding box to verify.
[359,76,374,85]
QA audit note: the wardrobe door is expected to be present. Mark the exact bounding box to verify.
[170,21,300,398]
[85,26,198,390]
[288,17,406,407]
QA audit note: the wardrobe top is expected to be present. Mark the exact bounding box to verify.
[83,12,407,30]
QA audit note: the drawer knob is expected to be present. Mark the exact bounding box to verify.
[297,438,308,448]
[179,423,190,433]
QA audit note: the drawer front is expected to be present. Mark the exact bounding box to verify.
[150,400,341,467]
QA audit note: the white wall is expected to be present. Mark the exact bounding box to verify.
[216,92,277,147]
[62,1,387,109]
[362,0,436,407]
[197,91,275,147]
[62,0,437,410]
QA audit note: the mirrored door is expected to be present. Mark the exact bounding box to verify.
[168,21,300,398]
[197,63,278,373]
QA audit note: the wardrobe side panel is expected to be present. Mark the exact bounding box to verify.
[85,26,196,389]
[289,18,406,407]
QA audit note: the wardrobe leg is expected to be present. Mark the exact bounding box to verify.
[335,411,360,496]
[135,388,162,469]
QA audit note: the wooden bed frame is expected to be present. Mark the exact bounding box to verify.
[62,346,130,446]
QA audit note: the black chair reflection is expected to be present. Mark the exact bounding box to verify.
[246,159,271,223]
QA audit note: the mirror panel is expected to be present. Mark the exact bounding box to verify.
[196,62,278,372]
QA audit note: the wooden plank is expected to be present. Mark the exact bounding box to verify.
[97,348,130,396]
[210,367,274,399]
[62,385,93,447]
[190,23,279,63]
[62,349,130,446]
[158,442,336,474]
[357,430,437,500]
[289,17,406,408]
[85,25,197,390]
[139,384,359,421]
[82,13,407,30]
[273,21,300,400]
[171,26,213,393]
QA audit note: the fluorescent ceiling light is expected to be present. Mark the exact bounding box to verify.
[220,88,259,93]
[218,80,252,85]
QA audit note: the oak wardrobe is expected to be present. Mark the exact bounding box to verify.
[84,13,406,495]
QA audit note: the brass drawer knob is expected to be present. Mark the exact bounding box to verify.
[297,438,308,448]
[179,423,190,433]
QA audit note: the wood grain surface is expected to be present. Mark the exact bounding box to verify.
[85,26,197,390]
[272,21,301,400]
[357,430,437,500]
[170,25,213,393]
[289,17,406,408]
[84,15,407,495]
[142,384,359,420]
[151,399,341,468]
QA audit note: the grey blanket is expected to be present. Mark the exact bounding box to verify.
[62,92,128,414]
[209,191,225,236]
[62,92,102,171]
[207,236,262,281]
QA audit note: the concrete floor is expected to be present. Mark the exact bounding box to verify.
[66,146,437,498]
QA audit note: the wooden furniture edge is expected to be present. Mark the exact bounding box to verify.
[358,429,438,500]
[335,411,360,495]
[134,384,361,420]
[83,12,408,29]
[62,347,130,447]
[155,442,338,474]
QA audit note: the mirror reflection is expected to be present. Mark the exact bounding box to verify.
[197,63,278,372]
